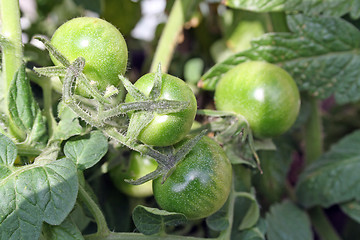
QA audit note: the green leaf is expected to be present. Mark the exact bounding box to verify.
[206,200,230,231]
[42,217,84,240]
[0,158,78,240]
[201,14,360,105]
[235,218,266,240]
[0,133,17,166]
[265,201,312,240]
[296,130,360,208]
[8,64,47,144]
[224,0,285,12]
[341,200,360,224]
[51,103,84,142]
[132,205,187,235]
[64,130,108,170]
[253,138,293,205]
[225,0,360,19]
[236,192,260,231]
[285,0,360,19]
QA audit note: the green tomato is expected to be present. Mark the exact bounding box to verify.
[125,73,197,146]
[215,61,300,138]
[153,136,232,220]
[110,151,158,198]
[50,17,128,97]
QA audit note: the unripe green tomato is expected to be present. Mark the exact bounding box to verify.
[50,17,128,97]
[125,73,197,146]
[153,136,232,220]
[110,152,158,198]
[215,61,300,138]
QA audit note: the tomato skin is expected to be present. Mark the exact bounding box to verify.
[215,61,300,138]
[50,17,128,97]
[153,136,232,220]
[125,73,197,146]
[110,152,158,198]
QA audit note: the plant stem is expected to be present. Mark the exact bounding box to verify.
[78,184,111,237]
[309,207,343,240]
[150,0,197,73]
[304,96,323,165]
[303,97,341,240]
[0,0,23,101]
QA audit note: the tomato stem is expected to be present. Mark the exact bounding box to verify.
[78,184,111,237]
[304,96,323,164]
[304,99,341,240]
[150,0,199,73]
[0,0,23,105]
[308,207,343,240]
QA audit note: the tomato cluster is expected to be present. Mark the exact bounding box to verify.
[51,17,300,221]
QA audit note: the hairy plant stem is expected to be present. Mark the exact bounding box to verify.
[0,0,23,102]
[304,96,342,240]
[78,184,111,237]
[150,0,197,73]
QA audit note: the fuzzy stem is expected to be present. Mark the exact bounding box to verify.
[150,0,197,73]
[0,0,23,100]
[78,184,111,237]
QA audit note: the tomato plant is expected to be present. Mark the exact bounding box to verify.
[215,61,300,138]
[153,136,232,220]
[2,0,360,240]
[125,73,197,146]
[110,151,157,198]
[50,17,128,97]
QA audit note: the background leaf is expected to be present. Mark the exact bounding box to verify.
[64,130,108,170]
[0,158,78,240]
[0,133,17,166]
[265,201,312,240]
[132,205,187,235]
[8,65,47,145]
[225,0,360,19]
[340,200,360,224]
[201,14,360,105]
[296,130,360,208]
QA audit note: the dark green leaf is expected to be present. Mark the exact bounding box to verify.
[42,217,84,240]
[64,130,108,170]
[132,205,187,235]
[0,133,17,166]
[0,158,78,240]
[253,138,293,205]
[8,65,47,144]
[265,201,312,240]
[296,130,360,208]
[201,14,360,105]
[341,200,360,224]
